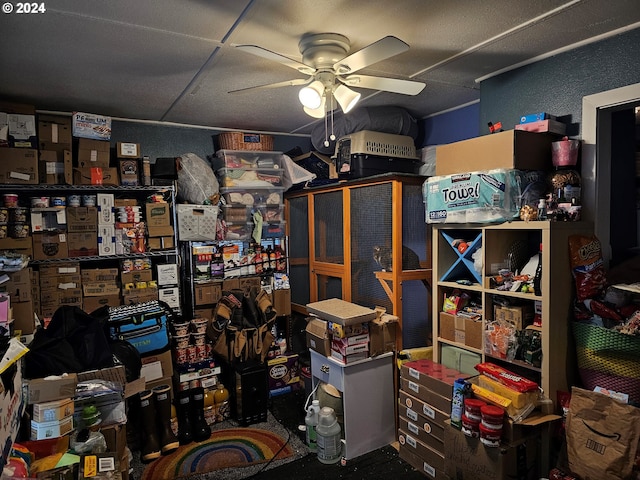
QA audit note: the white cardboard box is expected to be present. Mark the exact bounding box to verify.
[177,204,218,241]
[30,415,73,440]
[158,287,180,310]
[98,224,116,256]
[156,263,179,286]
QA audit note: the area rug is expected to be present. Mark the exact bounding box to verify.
[141,428,295,480]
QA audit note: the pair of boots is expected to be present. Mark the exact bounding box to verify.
[176,386,211,445]
[139,384,179,463]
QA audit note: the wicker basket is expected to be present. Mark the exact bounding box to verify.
[219,132,274,151]
[573,321,640,403]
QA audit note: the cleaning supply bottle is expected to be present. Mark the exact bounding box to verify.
[305,400,320,452]
[316,406,342,464]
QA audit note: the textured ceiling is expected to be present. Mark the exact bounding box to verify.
[0,0,638,135]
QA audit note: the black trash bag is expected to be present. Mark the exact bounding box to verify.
[24,305,115,379]
[110,339,142,382]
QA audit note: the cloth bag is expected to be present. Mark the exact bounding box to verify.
[566,387,640,480]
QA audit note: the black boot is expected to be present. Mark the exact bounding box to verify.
[191,386,211,442]
[139,390,161,463]
[152,384,180,454]
[177,389,193,445]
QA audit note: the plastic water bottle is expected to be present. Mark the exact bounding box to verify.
[316,407,342,464]
[305,400,320,452]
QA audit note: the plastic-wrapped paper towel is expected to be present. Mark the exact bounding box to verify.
[423,168,522,224]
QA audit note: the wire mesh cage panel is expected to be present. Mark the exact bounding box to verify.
[350,183,393,312]
[314,191,344,264]
[288,196,310,307]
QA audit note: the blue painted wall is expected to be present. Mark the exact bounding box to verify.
[480,28,640,137]
[417,102,480,147]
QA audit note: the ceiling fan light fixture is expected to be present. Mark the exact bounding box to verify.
[334,84,360,113]
[298,80,324,109]
[303,95,326,118]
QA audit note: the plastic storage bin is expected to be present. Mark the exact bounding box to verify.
[256,203,284,222]
[221,204,252,223]
[215,150,284,170]
[222,221,253,241]
[220,187,284,206]
[262,221,286,238]
[217,167,283,187]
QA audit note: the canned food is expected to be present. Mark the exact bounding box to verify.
[31,197,50,208]
[68,195,81,207]
[3,194,18,208]
[192,333,206,346]
[82,195,97,207]
[51,197,66,208]
[0,209,8,224]
[186,345,198,364]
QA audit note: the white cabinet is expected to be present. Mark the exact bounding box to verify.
[310,350,395,460]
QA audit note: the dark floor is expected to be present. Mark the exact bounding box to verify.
[253,388,426,480]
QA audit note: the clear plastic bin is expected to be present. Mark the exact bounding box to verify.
[221,204,252,223]
[214,150,284,170]
[256,203,284,222]
[220,187,284,206]
[262,221,286,238]
[222,221,254,241]
[217,167,283,187]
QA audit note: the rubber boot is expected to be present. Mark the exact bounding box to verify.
[152,384,180,454]
[139,390,161,463]
[191,386,212,442]
[177,389,194,445]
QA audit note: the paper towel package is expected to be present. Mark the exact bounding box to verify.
[423,168,522,224]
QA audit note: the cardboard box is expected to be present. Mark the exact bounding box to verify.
[39,263,80,276]
[30,415,73,440]
[82,281,120,297]
[73,167,119,185]
[2,267,32,302]
[38,114,73,147]
[25,374,78,404]
[32,232,68,261]
[435,130,556,176]
[83,294,121,312]
[400,377,451,414]
[0,148,38,184]
[116,142,140,158]
[146,202,171,227]
[439,312,456,342]
[177,204,218,241]
[72,112,112,140]
[330,349,368,365]
[30,207,67,233]
[67,231,98,257]
[121,269,153,286]
[515,118,566,135]
[81,268,119,283]
[398,443,448,480]
[97,193,115,224]
[0,237,33,256]
[11,299,36,334]
[147,224,174,238]
[238,276,261,296]
[456,314,483,350]
[39,272,81,290]
[401,358,467,400]
[39,149,73,184]
[147,235,174,250]
[119,159,139,186]
[493,304,534,330]
[267,353,300,393]
[8,113,37,148]
[77,138,111,167]
[398,415,444,454]
[158,287,180,310]
[32,398,74,423]
[194,282,222,306]
[0,357,24,463]
[443,421,538,480]
[66,207,98,233]
[306,318,330,356]
[306,298,377,326]
[156,263,179,286]
[398,429,445,472]
[141,349,174,382]
[369,313,398,356]
[398,389,450,442]
[98,224,116,255]
[272,288,291,316]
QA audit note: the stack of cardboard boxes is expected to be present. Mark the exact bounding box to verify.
[38,262,82,324]
[397,358,465,479]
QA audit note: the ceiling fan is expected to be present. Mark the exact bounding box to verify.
[231,33,426,118]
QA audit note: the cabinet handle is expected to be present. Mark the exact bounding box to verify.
[320,364,330,374]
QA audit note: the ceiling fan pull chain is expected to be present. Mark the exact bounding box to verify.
[323,102,329,147]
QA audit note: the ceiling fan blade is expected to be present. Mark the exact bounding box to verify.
[229,77,312,94]
[341,75,426,95]
[333,36,409,75]
[234,45,316,75]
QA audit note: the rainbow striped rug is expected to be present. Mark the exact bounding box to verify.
[141,428,294,480]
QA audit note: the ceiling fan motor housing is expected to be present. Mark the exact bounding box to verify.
[299,33,350,70]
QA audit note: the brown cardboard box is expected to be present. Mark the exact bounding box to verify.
[119,158,139,186]
[0,237,33,256]
[273,288,291,316]
[3,267,33,302]
[120,269,153,285]
[443,420,538,480]
[77,138,110,167]
[398,443,448,479]
[435,130,556,176]
[147,225,174,238]
[494,304,534,330]
[194,307,213,320]
[194,282,222,305]
[83,294,121,312]
[369,313,398,355]
[116,142,140,158]
[239,276,261,296]
[39,149,73,184]
[0,148,38,184]
[67,231,98,257]
[82,281,120,297]
[81,268,119,283]
[305,317,330,356]
[73,167,119,185]
[398,415,444,454]
[439,312,456,342]
[12,299,36,334]
[145,202,171,227]
[400,377,451,413]
[147,236,174,250]
[39,272,81,291]
[38,114,72,147]
[398,429,445,472]
[24,374,79,404]
[66,207,98,233]
[32,232,68,261]
[398,389,449,441]
[141,349,174,382]
[454,314,483,350]
[222,278,240,291]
